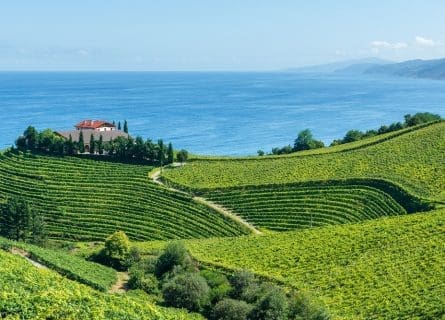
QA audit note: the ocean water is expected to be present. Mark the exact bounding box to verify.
[1,72,444,155]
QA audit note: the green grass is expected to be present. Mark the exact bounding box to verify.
[0,237,117,292]
[201,181,412,232]
[0,249,202,319]
[155,209,445,320]
[0,152,250,241]
[163,121,445,202]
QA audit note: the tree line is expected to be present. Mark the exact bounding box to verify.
[262,112,442,156]
[15,126,188,165]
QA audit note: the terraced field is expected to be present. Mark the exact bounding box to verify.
[0,249,202,319]
[163,121,445,202]
[178,209,445,319]
[0,152,250,241]
[0,237,117,291]
[202,181,415,231]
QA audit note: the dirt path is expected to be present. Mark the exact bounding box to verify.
[11,247,48,270]
[109,272,129,294]
[149,167,262,235]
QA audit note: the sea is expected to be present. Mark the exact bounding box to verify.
[1,72,444,156]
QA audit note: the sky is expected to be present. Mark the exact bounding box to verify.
[1,1,445,71]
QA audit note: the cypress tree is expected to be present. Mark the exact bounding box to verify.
[89,133,95,154]
[123,120,128,133]
[118,121,121,130]
[98,135,104,155]
[78,131,85,153]
[167,142,174,164]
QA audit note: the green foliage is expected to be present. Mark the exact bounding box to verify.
[167,142,174,164]
[248,287,288,320]
[98,134,104,155]
[104,231,130,263]
[124,120,128,133]
[177,149,189,163]
[0,197,45,244]
[293,129,324,152]
[211,298,252,320]
[0,250,202,319]
[186,210,445,319]
[155,241,192,278]
[229,269,256,300]
[162,272,211,312]
[404,112,442,127]
[0,153,249,241]
[200,270,232,303]
[163,122,445,202]
[78,130,85,153]
[89,133,96,154]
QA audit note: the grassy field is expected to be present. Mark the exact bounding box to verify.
[0,249,202,319]
[0,152,250,241]
[163,121,445,202]
[136,209,445,319]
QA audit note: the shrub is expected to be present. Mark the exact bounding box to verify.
[127,266,159,295]
[200,270,232,303]
[122,246,142,268]
[229,269,256,299]
[101,231,130,269]
[248,287,288,320]
[288,292,330,320]
[162,272,210,312]
[211,298,252,320]
[155,241,192,278]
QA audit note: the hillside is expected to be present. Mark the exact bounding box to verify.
[364,58,445,80]
[164,209,444,319]
[0,249,202,319]
[0,152,250,241]
[163,121,445,202]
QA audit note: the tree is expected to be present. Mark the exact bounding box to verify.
[29,208,46,245]
[89,133,95,154]
[248,287,288,320]
[155,241,190,278]
[157,139,165,165]
[257,150,265,156]
[123,120,128,133]
[104,231,130,262]
[162,272,210,312]
[118,121,121,130]
[342,130,363,143]
[293,129,325,152]
[230,270,256,299]
[0,197,31,242]
[98,135,104,155]
[78,131,85,153]
[211,298,252,320]
[65,134,76,155]
[167,143,174,164]
[404,112,442,127]
[176,149,189,163]
[23,126,39,150]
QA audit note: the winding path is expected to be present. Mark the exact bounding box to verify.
[150,166,262,235]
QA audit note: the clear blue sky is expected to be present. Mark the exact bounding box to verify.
[1,1,445,71]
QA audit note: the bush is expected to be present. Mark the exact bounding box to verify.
[201,270,232,303]
[230,270,256,299]
[248,287,288,320]
[288,292,330,320]
[122,246,142,268]
[211,298,252,320]
[155,241,192,278]
[100,231,130,269]
[127,266,159,295]
[162,272,210,312]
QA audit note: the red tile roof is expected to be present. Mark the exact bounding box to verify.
[75,120,115,130]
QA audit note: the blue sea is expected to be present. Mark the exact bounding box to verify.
[1,72,444,155]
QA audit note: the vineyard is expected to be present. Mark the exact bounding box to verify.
[163,121,445,202]
[0,152,250,241]
[181,209,445,319]
[200,181,417,231]
[0,237,117,292]
[0,249,202,319]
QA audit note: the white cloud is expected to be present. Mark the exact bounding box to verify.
[371,40,408,49]
[415,36,437,47]
[77,49,89,56]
